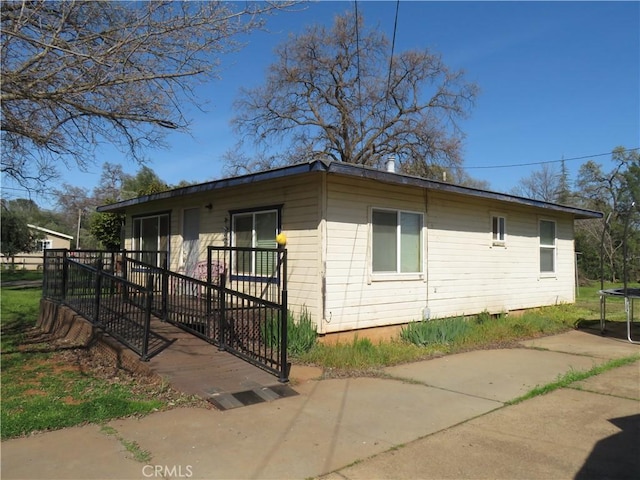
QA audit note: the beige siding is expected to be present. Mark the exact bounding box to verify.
[425,191,576,319]
[2,232,72,270]
[322,175,578,333]
[323,176,429,333]
[123,175,323,324]
[122,171,580,334]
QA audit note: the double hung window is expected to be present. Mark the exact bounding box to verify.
[492,215,506,244]
[232,209,279,277]
[539,219,556,273]
[372,209,423,274]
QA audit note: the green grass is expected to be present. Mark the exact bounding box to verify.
[401,316,473,346]
[100,426,152,463]
[1,269,44,283]
[298,282,633,373]
[575,281,631,322]
[506,354,640,405]
[263,307,318,357]
[1,283,164,439]
[298,304,582,373]
[1,286,42,351]
[2,272,632,436]
[300,337,440,371]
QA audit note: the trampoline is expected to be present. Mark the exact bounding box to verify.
[599,287,640,344]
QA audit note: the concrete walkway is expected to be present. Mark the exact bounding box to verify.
[2,330,638,480]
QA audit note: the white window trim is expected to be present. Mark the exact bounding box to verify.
[38,239,53,251]
[132,213,170,267]
[539,218,557,277]
[490,213,507,247]
[369,207,425,282]
[231,209,279,277]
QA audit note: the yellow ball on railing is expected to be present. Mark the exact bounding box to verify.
[276,233,287,246]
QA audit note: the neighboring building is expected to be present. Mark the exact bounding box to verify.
[1,224,73,270]
[97,159,602,334]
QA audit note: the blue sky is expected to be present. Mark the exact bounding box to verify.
[8,1,639,209]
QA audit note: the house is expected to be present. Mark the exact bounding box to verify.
[1,224,73,270]
[97,159,602,335]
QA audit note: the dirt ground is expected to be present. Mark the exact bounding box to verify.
[17,327,211,410]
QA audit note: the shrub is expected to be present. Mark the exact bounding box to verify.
[475,310,492,325]
[262,306,317,357]
[287,307,317,356]
[401,316,471,346]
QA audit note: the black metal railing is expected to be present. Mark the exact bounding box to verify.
[42,247,289,381]
[42,249,67,300]
[207,246,284,304]
[42,249,172,360]
[205,246,288,380]
[136,246,289,381]
[217,273,288,381]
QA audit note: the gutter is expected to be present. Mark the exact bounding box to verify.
[97,159,602,220]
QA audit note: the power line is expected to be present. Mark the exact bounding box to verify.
[354,1,363,151]
[381,0,400,129]
[1,185,53,196]
[465,147,640,170]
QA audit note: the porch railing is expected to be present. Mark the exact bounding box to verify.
[123,246,289,381]
[42,247,289,381]
[206,246,288,380]
[42,249,172,360]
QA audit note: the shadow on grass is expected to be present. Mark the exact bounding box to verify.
[1,313,84,356]
[574,318,640,342]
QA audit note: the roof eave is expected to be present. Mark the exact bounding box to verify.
[97,160,328,214]
[97,159,603,220]
[323,162,603,220]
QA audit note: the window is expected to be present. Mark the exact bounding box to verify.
[492,215,506,244]
[232,209,279,276]
[539,219,556,273]
[37,240,52,251]
[372,209,423,274]
[132,213,170,267]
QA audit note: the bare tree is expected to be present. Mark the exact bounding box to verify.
[229,10,478,180]
[92,162,127,204]
[512,163,563,202]
[1,0,296,190]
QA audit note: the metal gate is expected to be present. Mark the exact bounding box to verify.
[121,246,289,382]
[206,246,288,381]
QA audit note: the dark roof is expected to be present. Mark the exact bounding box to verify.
[97,159,602,220]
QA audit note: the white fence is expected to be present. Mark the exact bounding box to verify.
[1,254,45,271]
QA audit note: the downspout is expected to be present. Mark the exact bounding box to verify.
[319,172,328,334]
[423,188,430,321]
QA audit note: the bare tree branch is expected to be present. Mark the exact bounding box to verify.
[1,0,298,191]
[229,10,478,181]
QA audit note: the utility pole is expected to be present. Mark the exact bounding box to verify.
[76,208,82,249]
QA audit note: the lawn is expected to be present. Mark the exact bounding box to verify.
[295,281,633,373]
[0,278,201,440]
[1,271,633,438]
[0,269,44,283]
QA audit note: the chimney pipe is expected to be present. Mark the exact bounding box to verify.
[386,156,396,173]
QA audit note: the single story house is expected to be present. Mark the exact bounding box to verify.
[97,159,602,334]
[1,224,73,270]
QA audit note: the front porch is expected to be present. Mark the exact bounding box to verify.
[145,316,298,410]
[40,247,290,386]
[38,299,297,409]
